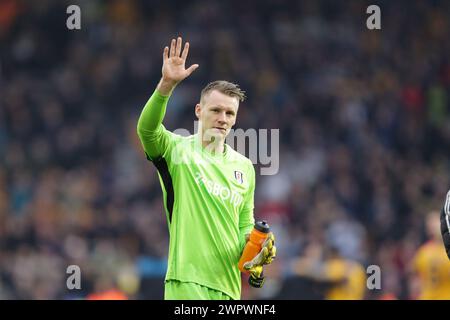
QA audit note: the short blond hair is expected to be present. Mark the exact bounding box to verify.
[200,80,246,103]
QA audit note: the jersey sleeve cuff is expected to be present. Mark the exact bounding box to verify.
[154,89,172,101]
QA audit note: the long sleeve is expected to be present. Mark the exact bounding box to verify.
[238,163,256,253]
[441,190,450,260]
[136,89,171,160]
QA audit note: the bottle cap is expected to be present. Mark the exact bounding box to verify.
[255,220,270,233]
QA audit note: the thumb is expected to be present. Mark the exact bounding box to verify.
[243,261,253,270]
[186,64,199,76]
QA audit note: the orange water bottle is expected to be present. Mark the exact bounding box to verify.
[238,220,270,273]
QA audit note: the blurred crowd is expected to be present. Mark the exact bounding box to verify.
[1,0,449,299]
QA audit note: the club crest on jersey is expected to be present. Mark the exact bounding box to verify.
[234,171,244,184]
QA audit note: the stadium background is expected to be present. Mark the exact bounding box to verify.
[0,0,449,299]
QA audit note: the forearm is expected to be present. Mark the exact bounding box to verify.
[239,167,256,253]
[136,88,171,159]
[239,223,254,253]
[137,78,177,130]
[137,89,169,132]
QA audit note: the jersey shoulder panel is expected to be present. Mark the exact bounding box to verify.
[226,145,255,170]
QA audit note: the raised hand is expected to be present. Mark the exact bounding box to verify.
[162,37,199,86]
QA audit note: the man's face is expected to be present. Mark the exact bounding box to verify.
[195,90,239,141]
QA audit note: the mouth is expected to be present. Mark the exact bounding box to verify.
[213,127,226,133]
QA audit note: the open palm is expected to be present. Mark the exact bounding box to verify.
[162,37,199,84]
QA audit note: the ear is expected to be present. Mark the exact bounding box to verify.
[195,103,201,119]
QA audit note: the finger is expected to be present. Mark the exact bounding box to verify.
[163,46,169,62]
[244,261,256,271]
[262,236,273,249]
[263,234,272,245]
[269,234,275,245]
[170,39,176,57]
[263,246,276,265]
[186,64,199,76]
[271,246,277,258]
[175,36,182,57]
[266,248,275,260]
[181,42,190,61]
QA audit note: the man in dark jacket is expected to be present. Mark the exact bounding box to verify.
[440,190,450,260]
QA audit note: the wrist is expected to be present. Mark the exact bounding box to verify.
[248,271,265,288]
[157,78,178,96]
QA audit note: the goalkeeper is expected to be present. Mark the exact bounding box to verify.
[136,37,276,300]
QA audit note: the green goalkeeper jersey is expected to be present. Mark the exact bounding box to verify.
[137,90,255,300]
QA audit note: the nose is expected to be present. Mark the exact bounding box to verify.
[217,111,227,124]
